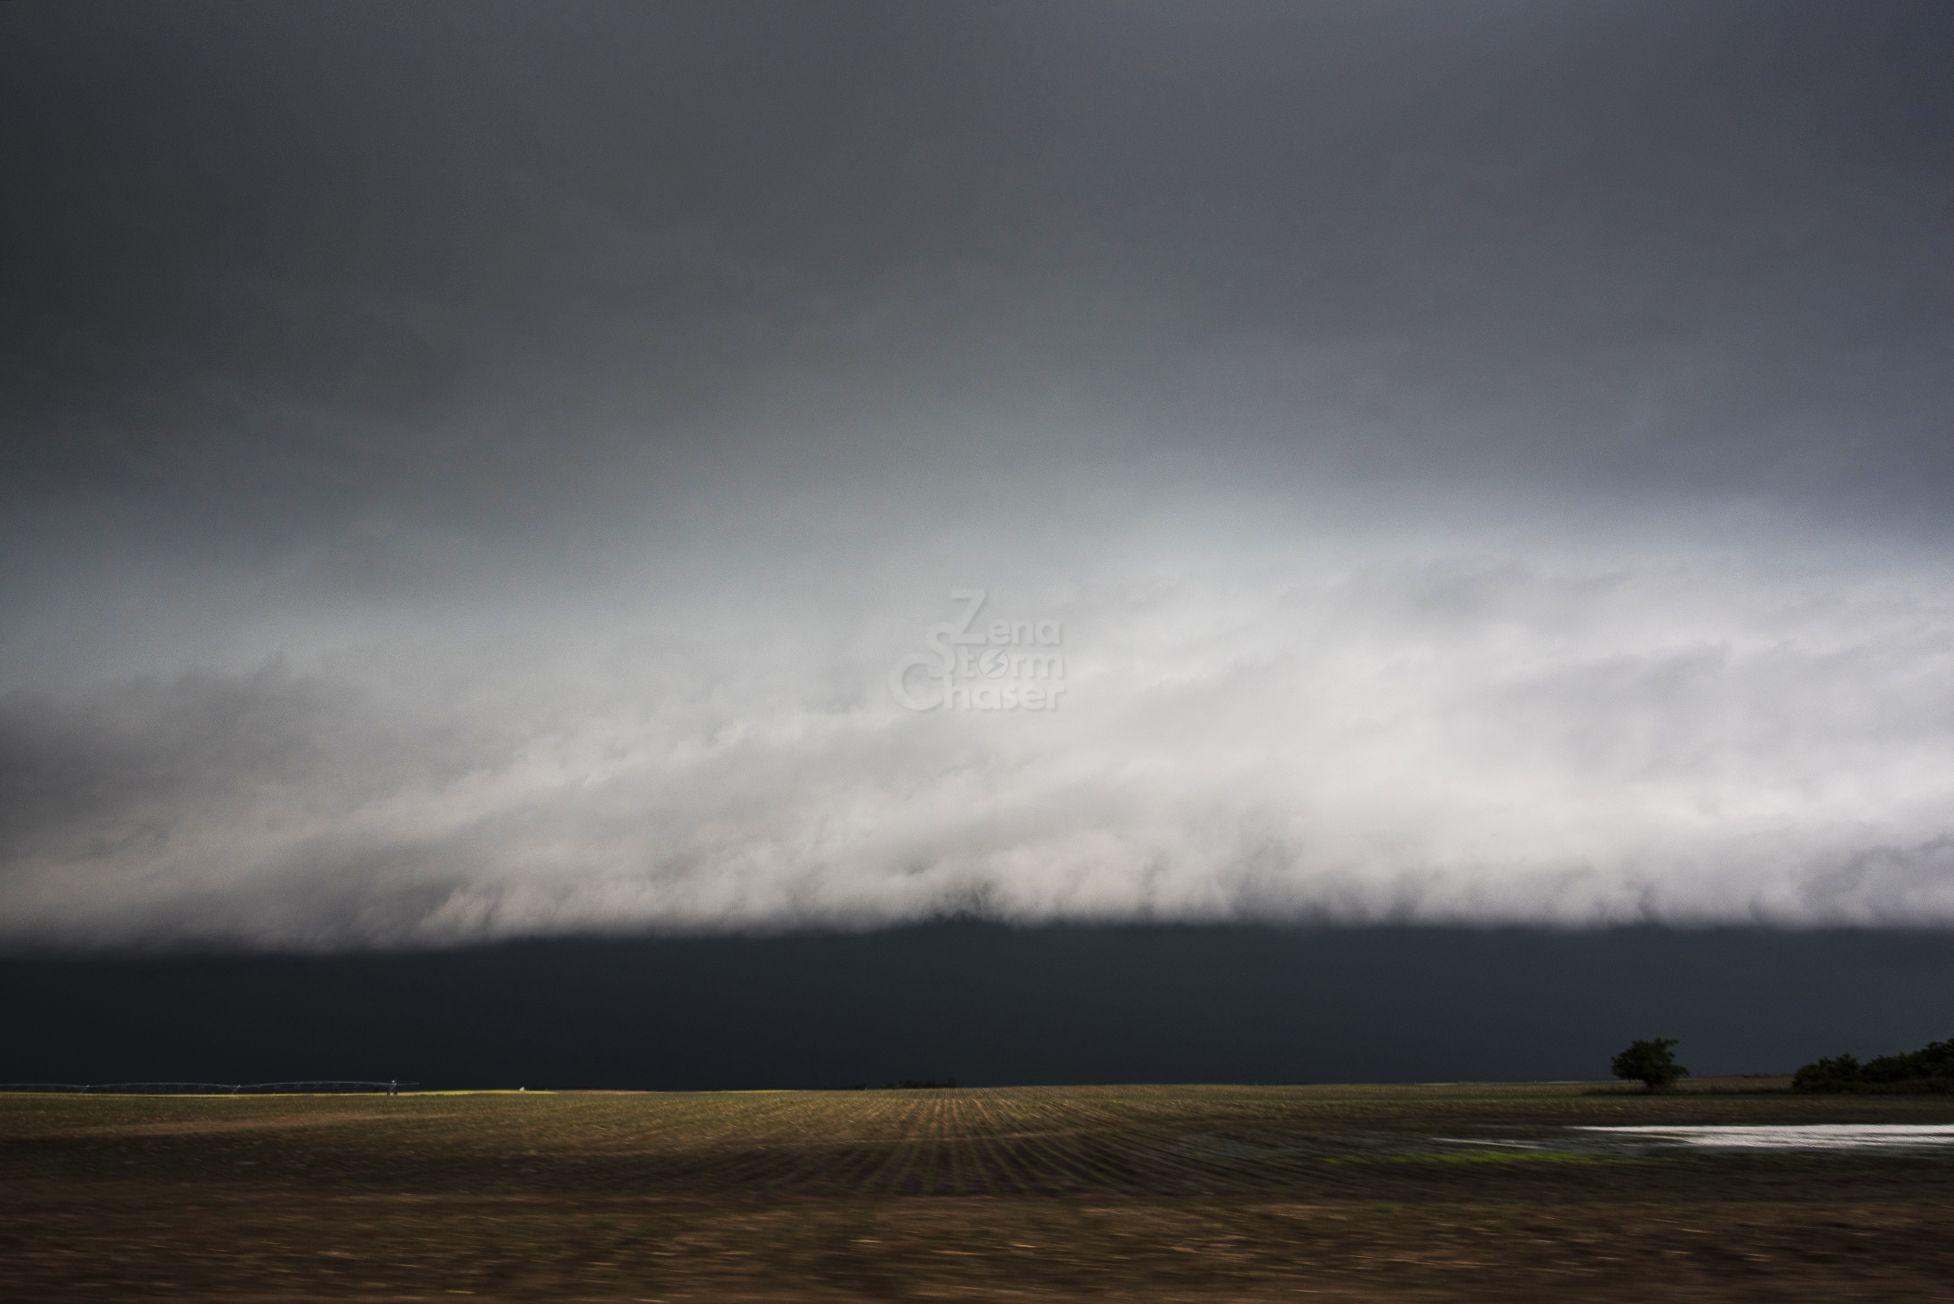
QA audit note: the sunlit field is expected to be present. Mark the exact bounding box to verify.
[4,1081,1953,1299]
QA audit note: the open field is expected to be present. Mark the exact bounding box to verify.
[4,1081,1954,1300]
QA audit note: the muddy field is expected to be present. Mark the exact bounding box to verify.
[4,1081,1953,1300]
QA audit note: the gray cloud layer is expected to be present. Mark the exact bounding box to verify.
[3,2,1952,947]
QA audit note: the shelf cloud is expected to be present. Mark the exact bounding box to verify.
[4,1,1952,948]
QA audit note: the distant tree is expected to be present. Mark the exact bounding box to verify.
[1865,1037,1954,1087]
[1791,1053,1862,1093]
[1794,1038,1954,1093]
[1611,1037,1689,1091]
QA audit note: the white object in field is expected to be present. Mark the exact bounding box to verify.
[1576,1124,1954,1149]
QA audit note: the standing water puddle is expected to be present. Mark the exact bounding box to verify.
[1571,1124,1954,1150]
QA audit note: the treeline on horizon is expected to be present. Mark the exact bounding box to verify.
[1793,1036,1954,1093]
[846,1079,958,1091]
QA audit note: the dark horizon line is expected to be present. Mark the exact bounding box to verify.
[0,1077,1774,1095]
[11,914,1954,963]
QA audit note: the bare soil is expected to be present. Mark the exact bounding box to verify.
[4,1081,1952,1300]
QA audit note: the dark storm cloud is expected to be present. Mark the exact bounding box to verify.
[3,2,1952,946]
[9,1,1951,513]
[10,923,1954,1087]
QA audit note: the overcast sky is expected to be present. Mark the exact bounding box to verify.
[4,1,1952,950]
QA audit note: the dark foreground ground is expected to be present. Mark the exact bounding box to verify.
[3,1082,1952,1300]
